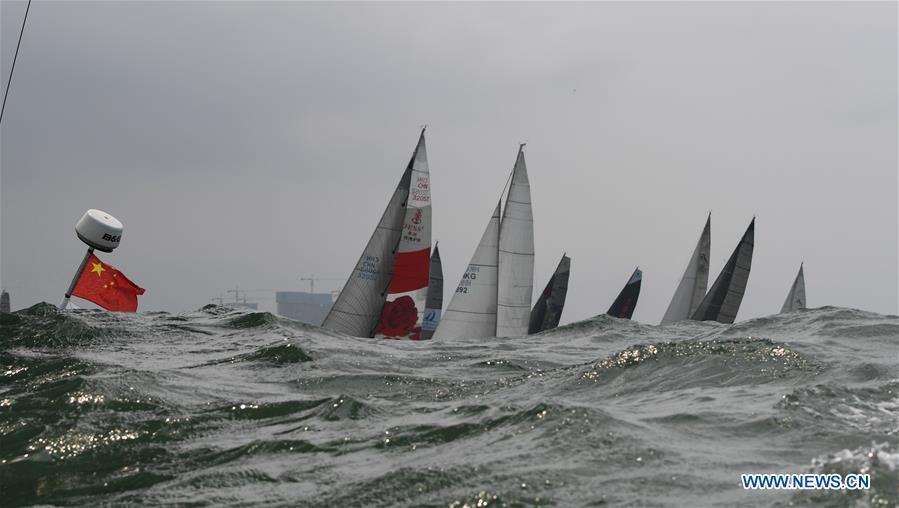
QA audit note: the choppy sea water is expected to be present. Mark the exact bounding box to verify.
[0,303,896,507]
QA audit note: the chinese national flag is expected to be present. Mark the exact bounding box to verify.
[72,253,145,312]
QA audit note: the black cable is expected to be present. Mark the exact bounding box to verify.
[0,0,33,125]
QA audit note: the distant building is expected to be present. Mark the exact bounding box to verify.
[0,290,9,313]
[276,291,333,325]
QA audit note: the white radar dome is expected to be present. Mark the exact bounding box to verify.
[75,209,123,252]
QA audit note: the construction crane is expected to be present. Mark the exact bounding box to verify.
[226,287,246,304]
[300,276,316,294]
[299,275,342,294]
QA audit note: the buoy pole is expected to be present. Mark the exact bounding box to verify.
[59,247,94,310]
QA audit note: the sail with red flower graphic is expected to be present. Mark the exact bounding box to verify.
[322,134,416,337]
[374,129,432,339]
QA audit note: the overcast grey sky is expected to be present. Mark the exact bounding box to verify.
[1,1,896,323]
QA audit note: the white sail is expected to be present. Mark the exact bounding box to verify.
[780,263,806,313]
[432,201,501,340]
[496,146,535,337]
[375,129,432,340]
[661,214,711,325]
[321,153,412,337]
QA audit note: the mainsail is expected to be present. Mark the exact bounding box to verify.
[691,218,755,324]
[375,129,432,340]
[607,267,642,320]
[496,145,535,337]
[433,201,501,340]
[528,254,570,333]
[321,137,415,337]
[780,263,806,313]
[661,214,711,324]
[420,244,444,340]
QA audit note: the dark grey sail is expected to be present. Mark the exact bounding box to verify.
[420,244,443,340]
[691,218,755,324]
[607,267,642,320]
[0,290,9,313]
[528,254,571,333]
[321,139,418,337]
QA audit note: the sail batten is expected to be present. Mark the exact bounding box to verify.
[780,263,806,313]
[691,218,755,324]
[433,201,502,340]
[528,254,570,333]
[661,214,711,325]
[496,146,535,337]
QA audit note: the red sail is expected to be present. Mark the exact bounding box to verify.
[387,248,430,293]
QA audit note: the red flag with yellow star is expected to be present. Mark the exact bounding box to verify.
[72,253,145,312]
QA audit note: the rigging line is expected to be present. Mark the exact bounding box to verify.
[497,143,525,208]
[0,0,32,125]
[498,162,514,205]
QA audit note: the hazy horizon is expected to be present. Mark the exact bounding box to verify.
[2,1,896,323]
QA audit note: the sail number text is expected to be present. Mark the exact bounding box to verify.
[358,255,380,280]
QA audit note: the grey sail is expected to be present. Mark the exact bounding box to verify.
[780,263,806,313]
[496,145,535,337]
[433,201,501,340]
[691,218,755,324]
[661,214,711,324]
[0,290,9,313]
[528,254,570,334]
[420,244,444,340]
[321,141,417,337]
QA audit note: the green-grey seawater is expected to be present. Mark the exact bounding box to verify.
[1,304,896,506]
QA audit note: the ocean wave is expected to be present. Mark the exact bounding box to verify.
[0,303,132,348]
[1,305,896,506]
[792,442,899,507]
[580,337,821,390]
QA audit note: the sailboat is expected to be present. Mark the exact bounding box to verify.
[528,254,570,333]
[780,263,806,313]
[420,244,444,340]
[691,218,755,323]
[322,129,432,338]
[661,214,711,324]
[607,267,642,320]
[434,144,534,340]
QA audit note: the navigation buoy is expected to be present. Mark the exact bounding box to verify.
[60,209,125,309]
